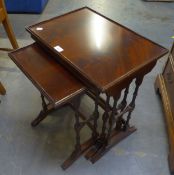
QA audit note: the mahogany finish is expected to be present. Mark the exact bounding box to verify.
[9,43,85,106]
[26,7,168,92]
[6,11,169,169]
[9,43,96,170]
[26,7,168,164]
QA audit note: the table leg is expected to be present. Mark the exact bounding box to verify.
[31,94,54,127]
[92,91,100,141]
[70,104,95,131]
[85,94,111,160]
[31,94,95,130]
[88,92,133,163]
[86,90,112,111]
[90,127,137,163]
[123,77,144,131]
[88,76,144,163]
[61,95,94,170]
[84,90,104,160]
[115,87,129,130]
[100,95,111,139]
[106,93,121,143]
[85,93,121,160]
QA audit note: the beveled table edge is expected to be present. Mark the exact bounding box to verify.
[26,6,169,93]
[8,43,86,107]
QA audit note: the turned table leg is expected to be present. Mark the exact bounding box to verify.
[115,86,129,130]
[92,91,100,141]
[123,77,144,130]
[84,90,101,160]
[87,76,145,163]
[106,93,121,142]
[31,94,54,127]
[61,95,94,170]
[100,95,110,139]
[86,93,121,161]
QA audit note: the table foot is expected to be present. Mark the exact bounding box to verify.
[85,126,137,163]
[84,139,103,160]
[31,109,53,127]
[31,94,55,127]
[61,137,94,170]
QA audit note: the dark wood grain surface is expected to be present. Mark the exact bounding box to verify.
[12,7,169,168]
[26,7,168,92]
[9,43,85,106]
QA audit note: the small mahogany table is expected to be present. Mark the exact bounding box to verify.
[26,7,168,165]
[9,43,98,170]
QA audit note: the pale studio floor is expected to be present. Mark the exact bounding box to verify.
[0,0,174,175]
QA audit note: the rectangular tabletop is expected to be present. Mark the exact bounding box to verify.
[9,43,85,106]
[26,7,168,92]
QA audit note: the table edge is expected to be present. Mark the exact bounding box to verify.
[26,7,169,93]
[8,44,86,106]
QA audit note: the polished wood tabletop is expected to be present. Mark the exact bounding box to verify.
[27,7,168,92]
[9,43,85,106]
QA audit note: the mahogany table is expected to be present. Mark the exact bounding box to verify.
[9,43,97,170]
[26,7,168,164]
